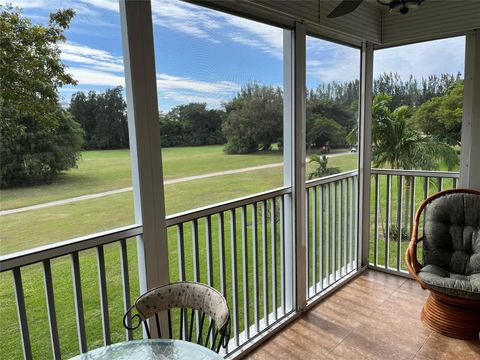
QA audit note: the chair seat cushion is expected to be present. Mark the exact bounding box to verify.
[419,264,480,299]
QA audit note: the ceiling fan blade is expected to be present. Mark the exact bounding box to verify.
[327,0,364,18]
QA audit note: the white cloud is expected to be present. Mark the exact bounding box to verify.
[307,39,360,83]
[60,42,124,73]
[78,0,118,13]
[67,67,125,86]
[374,37,465,79]
[156,74,237,93]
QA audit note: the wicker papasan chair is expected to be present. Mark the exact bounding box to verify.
[405,188,480,340]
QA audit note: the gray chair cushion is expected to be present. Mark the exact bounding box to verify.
[419,264,480,299]
[422,192,480,299]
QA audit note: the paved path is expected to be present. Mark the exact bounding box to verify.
[1,152,350,216]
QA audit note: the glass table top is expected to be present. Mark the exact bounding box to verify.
[70,339,224,360]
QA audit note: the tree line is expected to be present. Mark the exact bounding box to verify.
[0,5,464,188]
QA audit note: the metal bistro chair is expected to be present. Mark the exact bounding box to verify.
[124,282,230,353]
[405,188,480,340]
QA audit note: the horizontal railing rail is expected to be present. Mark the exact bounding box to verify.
[166,187,291,227]
[0,225,143,272]
[371,168,460,178]
[305,170,357,188]
[369,169,459,276]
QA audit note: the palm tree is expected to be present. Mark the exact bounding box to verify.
[372,93,458,233]
[308,155,340,180]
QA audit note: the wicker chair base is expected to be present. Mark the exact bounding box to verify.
[421,293,480,340]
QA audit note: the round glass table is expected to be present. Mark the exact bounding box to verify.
[70,339,224,360]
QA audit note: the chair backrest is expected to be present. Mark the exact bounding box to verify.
[423,189,480,276]
[123,282,230,353]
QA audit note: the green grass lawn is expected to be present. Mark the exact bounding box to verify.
[0,146,284,211]
[0,144,457,359]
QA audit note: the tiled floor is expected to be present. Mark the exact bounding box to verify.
[246,270,480,360]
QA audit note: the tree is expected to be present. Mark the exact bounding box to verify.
[69,87,128,149]
[223,84,283,154]
[308,155,340,180]
[0,6,83,187]
[372,93,458,233]
[0,5,76,126]
[411,81,463,146]
[165,103,224,146]
[1,104,84,186]
[306,116,347,149]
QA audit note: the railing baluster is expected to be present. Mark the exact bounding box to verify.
[262,200,269,327]
[396,176,403,272]
[437,177,442,192]
[343,180,348,275]
[206,216,213,287]
[312,187,317,295]
[177,224,186,281]
[326,183,331,286]
[119,239,133,341]
[424,176,429,199]
[332,182,337,281]
[385,175,391,270]
[218,213,227,298]
[271,198,277,320]
[241,206,250,338]
[453,177,458,188]
[349,177,354,271]
[280,196,286,314]
[338,181,342,277]
[192,219,200,339]
[71,252,87,353]
[252,203,260,333]
[13,268,32,360]
[319,185,324,289]
[410,176,416,240]
[374,174,379,267]
[354,175,358,268]
[96,245,111,345]
[230,209,239,347]
[306,188,310,296]
[43,260,61,359]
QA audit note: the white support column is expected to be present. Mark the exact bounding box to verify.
[283,29,294,312]
[120,0,169,314]
[358,42,374,268]
[460,30,480,190]
[289,22,307,311]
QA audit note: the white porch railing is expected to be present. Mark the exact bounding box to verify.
[0,169,460,359]
[368,169,460,276]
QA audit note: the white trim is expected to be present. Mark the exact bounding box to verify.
[282,29,295,312]
[120,0,170,335]
[358,42,374,267]
[293,22,307,311]
[460,30,480,190]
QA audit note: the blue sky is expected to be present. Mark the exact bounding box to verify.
[7,0,465,111]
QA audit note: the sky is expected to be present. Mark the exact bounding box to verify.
[6,0,466,112]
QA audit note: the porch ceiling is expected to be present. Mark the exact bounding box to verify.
[192,0,480,47]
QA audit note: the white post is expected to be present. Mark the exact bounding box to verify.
[358,42,374,268]
[460,30,480,190]
[288,22,307,311]
[283,29,294,312]
[119,0,170,335]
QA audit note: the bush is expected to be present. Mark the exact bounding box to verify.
[0,107,84,187]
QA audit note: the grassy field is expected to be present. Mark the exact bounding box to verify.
[0,147,357,254]
[0,146,359,359]
[2,145,460,359]
[0,146,285,210]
